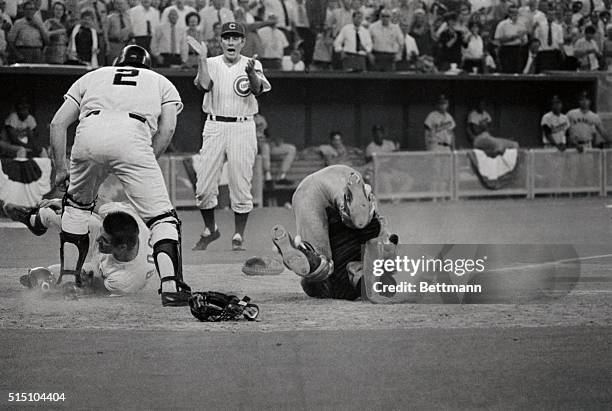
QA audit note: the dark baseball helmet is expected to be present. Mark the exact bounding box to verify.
[114,45,152,69]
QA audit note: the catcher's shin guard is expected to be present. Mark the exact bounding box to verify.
[59,231,89,286]
[148,211,191,307]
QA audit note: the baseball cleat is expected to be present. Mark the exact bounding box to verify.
[192,229,221,250]
[159,278,192,307]
[232,233,245,251]
[271,225,310,277]
[3,203,47,236]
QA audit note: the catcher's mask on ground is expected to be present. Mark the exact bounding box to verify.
[339,172,376,229]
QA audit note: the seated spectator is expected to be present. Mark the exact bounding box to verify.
[3,98,47,158]
[43,2,68,64]
[436,12,463,72]
[467,99,518,157]
[282,49,305,71]
[128,0,160,53]
[522,38,541,74]
[533,9,563,71]
[185,11,203,66]
[205,21,222,57]
[7,0,48,63]
[424,94,455,151]
[541,95,570,151]
[151,8,187,67]
[334,10,372,72]
[319,131,354,166]
[106,0,132,64]
[462,21,484,73]
[369,8,404,72]
[567,91,609,151]
[255,114,297,185]
[494,5,528,73]
[68,10,99,66]
[574,25,601,71]
[257,13,288,70]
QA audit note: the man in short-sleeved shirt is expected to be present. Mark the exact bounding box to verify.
[541,95,570,149]
[566,91,608,149]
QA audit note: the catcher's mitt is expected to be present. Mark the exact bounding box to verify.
[189,291,259,322]
[241,256,284,276]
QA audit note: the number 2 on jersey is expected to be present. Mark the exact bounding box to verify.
[113,68,139,86]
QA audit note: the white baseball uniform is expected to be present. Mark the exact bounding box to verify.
[64,65,183,219]
[41,202,155,294]
[541,111,570,145]
[194,55,271,213]
[567,108,602,147]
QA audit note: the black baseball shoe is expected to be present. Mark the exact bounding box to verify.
[232,233,245,251]
[2,203,47,236]
[275,178,294,186]
[271,225,310,277]
[192,229,221,251]
[159,278,192,307]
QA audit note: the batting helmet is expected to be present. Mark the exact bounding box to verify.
[114,45,152,69]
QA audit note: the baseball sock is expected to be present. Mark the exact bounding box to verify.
[234,212,248,238]
[200,208,216,234]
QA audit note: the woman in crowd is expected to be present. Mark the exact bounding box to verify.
[184,11,203,66]
[463,20,484,73]
[44,2,68,64]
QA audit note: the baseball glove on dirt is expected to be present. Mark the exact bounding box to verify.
[241,256,284,276]
[189,291,260,322]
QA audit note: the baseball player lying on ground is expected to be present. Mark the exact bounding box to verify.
[3,200,155,296]
[271,165,398,300]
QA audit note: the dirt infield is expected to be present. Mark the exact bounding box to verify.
[1,198,611,408]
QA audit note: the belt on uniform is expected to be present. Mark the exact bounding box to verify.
[86,110,146,123]
[204,113,252,122]
[437,142,451,147]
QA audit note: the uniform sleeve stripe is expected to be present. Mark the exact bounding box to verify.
[162,100,182,105]
[65,94,80,106]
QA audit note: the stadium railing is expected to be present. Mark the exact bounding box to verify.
[372,149,608,201]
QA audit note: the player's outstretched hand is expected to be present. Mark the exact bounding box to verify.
[246,54,258,74]
[187,35,207,57]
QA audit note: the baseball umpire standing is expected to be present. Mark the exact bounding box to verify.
[187,22,271,251]
[49,45,192,307]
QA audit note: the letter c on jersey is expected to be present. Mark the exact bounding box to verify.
[234,76,251,97]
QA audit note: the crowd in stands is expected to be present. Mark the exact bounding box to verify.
[2,0,612,72]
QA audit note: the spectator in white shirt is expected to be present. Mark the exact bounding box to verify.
[517,0,546,34]
[369,8,403,71]
[463,21,484,73]
[151,8,187,66]
[258,13,288,69]
[494,5,528,73]
[160,0,195,31]
[282,48,305,70]
[199,0,233,41]
[263,0,293,31]
[334,10,372,72]
[533,10,563,71]
[128,0,159,52]
[574,25,601,71]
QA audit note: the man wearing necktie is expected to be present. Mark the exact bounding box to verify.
[151,8,187,66]
[128,0,160,52]
[333,10,372,72]
[199,0,234,41]
[107,0,132,63]
[522,38,541,74]
[533,10,563,71]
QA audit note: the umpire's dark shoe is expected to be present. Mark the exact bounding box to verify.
[271,225,310,277]
[159,278,192,307]
[3,203,47,236]
[275,178,294,186]
[192,229,221,251]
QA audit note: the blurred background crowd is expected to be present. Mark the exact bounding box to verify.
[2,0,612,73]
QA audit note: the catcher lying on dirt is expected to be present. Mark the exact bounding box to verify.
[3,199,155,296]
[271,165,398,300]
